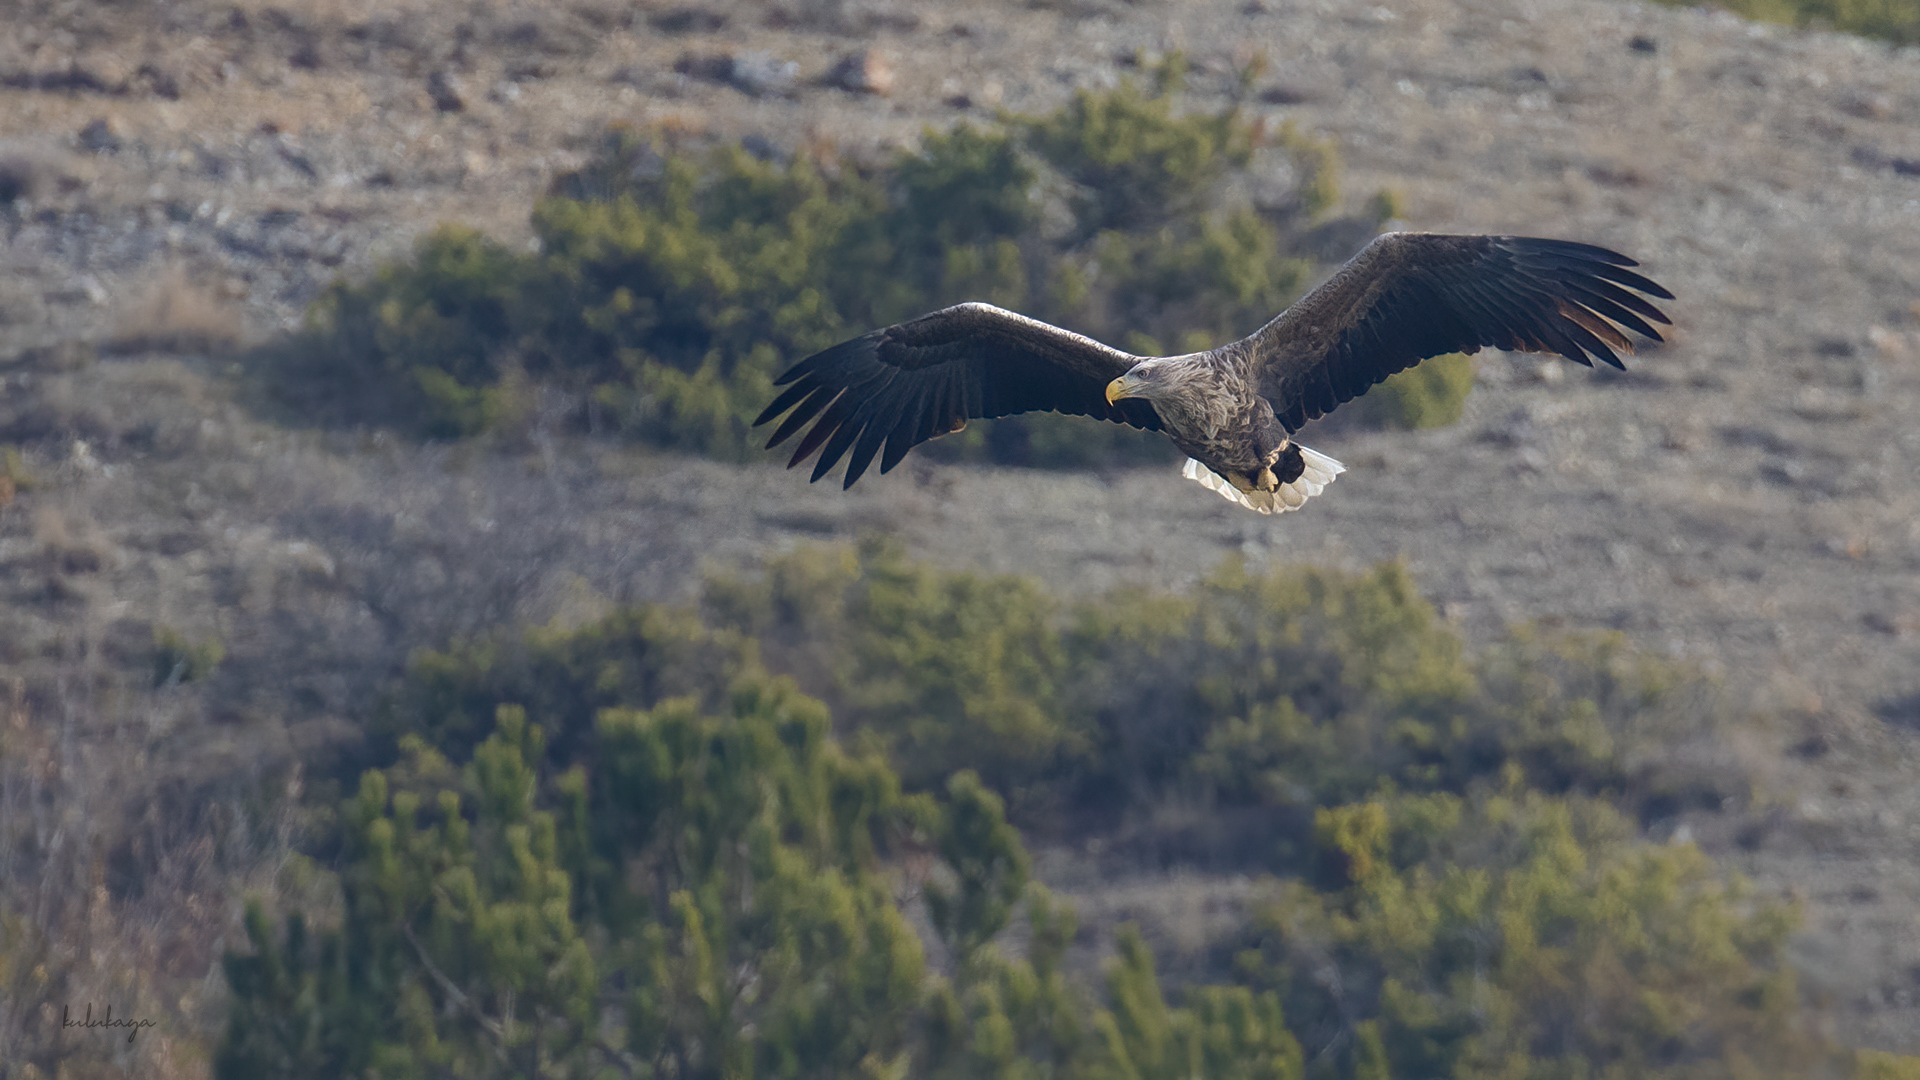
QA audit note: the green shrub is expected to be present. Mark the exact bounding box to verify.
[225,547,1848,1080]
[1345,351,1476,430]
[1074,559,1727,822]
[226,680,952,1078]
[254,58,1383,468]
[1094,207,1313,356]
[256,226,538,435]
[384,603,753,766]
[152,626,224,686]
[702,544,1733,845]
[226,628,1101,1079]
[1088,558,1475,807]
[1656,0,1920,44]
[1472,624,1741,816]
[1243,789,1818,1080]
[1,445,38,492]
[1086,925,1305,1080]
[1858,1050,1920,1080]
[922,883,1088,1079]
[1019,70,1254,236]
[704,537,1084,808]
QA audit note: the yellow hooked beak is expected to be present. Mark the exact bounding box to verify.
[1105,373,1144,406]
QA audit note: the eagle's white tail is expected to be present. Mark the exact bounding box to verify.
[1182,447,1345,515]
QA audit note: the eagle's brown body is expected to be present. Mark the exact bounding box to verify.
[754,232,1674,514]
[1104,346,1306,501]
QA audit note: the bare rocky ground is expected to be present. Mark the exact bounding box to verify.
[5,0,1920,1068]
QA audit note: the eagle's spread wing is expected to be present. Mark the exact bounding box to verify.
[754,302,1163,488]
[1255,233,1673,431]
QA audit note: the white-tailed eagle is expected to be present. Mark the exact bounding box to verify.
[754,232,1673,513]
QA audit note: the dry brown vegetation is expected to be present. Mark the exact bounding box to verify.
[5,0,1920,1074]
[105,266,245,356]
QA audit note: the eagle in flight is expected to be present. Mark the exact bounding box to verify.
[754,232,1673,513]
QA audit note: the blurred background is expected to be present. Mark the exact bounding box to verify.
[3,0,1920,1075]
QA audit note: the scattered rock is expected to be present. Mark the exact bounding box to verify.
[1852,145,1920,176]
[1257,84,1315,105]
[780,0,849,31]
[506,60,558,81]
[426,69,466,112]
[0,56,178,97]
[673,52,735,83]
[1789,733,1832,759]
[78,117,122,153]
[859,7,922,33]
[488,80,523,104]
[740,133,789,163]
[728,51,799,98]
[1628,34,1658,53]
[1878,693,1920,729]
[1660,421,1704,452]
[675,50,800,98]
[1842,91,1894,120]
[1863,611,1917,637]
[1510,65,1552,88]
[1586,160,1649,188]
[1761,457,1808,486]
[1481,407,1540,448]
[0,60,115,95]
[1867,325,1907,360]
[12,340,98,370]
[130,63,181,100]
[494,16,595,58]
[653,7,728,33]
[829,50,895,96]
[262,132,318,179]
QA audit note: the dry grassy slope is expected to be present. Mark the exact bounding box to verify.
[4,0,1920,1062]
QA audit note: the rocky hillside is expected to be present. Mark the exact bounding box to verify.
[4,0,1920,1067]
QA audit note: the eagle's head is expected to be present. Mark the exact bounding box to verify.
[1104,358,1201,406]
[1105,356,1234,438]
[1104,370,1146,405]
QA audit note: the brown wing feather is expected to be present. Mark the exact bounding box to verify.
[1252,233,1674,431]
[754,302,1163,488]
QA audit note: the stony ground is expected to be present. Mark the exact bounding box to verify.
[5,0,1920,1065]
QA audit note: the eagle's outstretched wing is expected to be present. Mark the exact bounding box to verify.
[1253,233,1673,431]
[754,302,1163,488]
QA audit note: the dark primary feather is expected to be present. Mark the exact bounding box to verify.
[753,302,1162,488]
[1256,233,1674,431]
